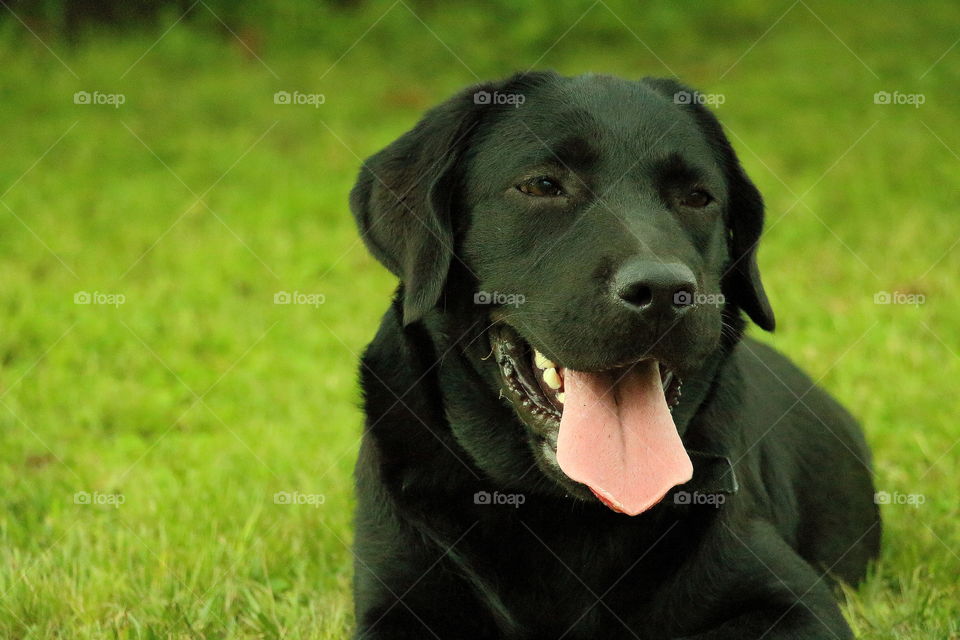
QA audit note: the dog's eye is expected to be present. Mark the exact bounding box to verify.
[680,191,712,208]
[518,177,564,197]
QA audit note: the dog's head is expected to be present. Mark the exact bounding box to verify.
[351,72,773,514]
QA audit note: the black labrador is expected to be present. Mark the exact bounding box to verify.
[348,71,880,640]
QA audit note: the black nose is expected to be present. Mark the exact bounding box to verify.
[613,260,697,316]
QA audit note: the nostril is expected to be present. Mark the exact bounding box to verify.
[618,282,653,308]
[672,287,695,308]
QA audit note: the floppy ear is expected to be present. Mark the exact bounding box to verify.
[349,87,483,326]
[642,78,776,331]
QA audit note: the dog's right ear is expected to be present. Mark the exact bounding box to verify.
[351,71,558,326]
[349,87,485,327]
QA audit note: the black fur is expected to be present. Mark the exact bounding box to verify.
[349,71,880,639]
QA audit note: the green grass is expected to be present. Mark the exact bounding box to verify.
[1,1,959,637]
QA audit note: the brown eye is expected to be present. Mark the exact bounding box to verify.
[680,190,712,208]
[518,177,564,197]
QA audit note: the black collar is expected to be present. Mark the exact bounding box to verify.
[673,348,740,498]
[686,449,739,495]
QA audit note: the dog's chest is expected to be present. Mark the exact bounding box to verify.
[473,516,678,637]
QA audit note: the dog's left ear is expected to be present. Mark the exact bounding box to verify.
[349,87,483,326]
[642,78,775,331]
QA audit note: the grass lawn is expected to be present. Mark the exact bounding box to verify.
[1,1,958,637]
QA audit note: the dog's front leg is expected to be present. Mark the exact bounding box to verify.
[353,541,504,640]
[664,519,855,640]
[353,489,507,640]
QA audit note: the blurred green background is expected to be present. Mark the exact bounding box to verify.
[1,1,958,638]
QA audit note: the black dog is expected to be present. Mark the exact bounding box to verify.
[348,72,880,639]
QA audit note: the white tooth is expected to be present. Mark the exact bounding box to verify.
[556,392,565,404]
[542,367,562,390]
[534,351,556,370]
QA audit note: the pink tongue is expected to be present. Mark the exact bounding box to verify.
[556,360,692,516]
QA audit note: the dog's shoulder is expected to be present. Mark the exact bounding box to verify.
[729,337,860,434]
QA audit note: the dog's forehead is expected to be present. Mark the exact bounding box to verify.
[479,75,714,169]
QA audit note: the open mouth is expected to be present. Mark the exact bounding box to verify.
[490,324,692,515]
[491,325,683,423]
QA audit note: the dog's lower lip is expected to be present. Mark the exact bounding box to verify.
[492,329,561,421]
